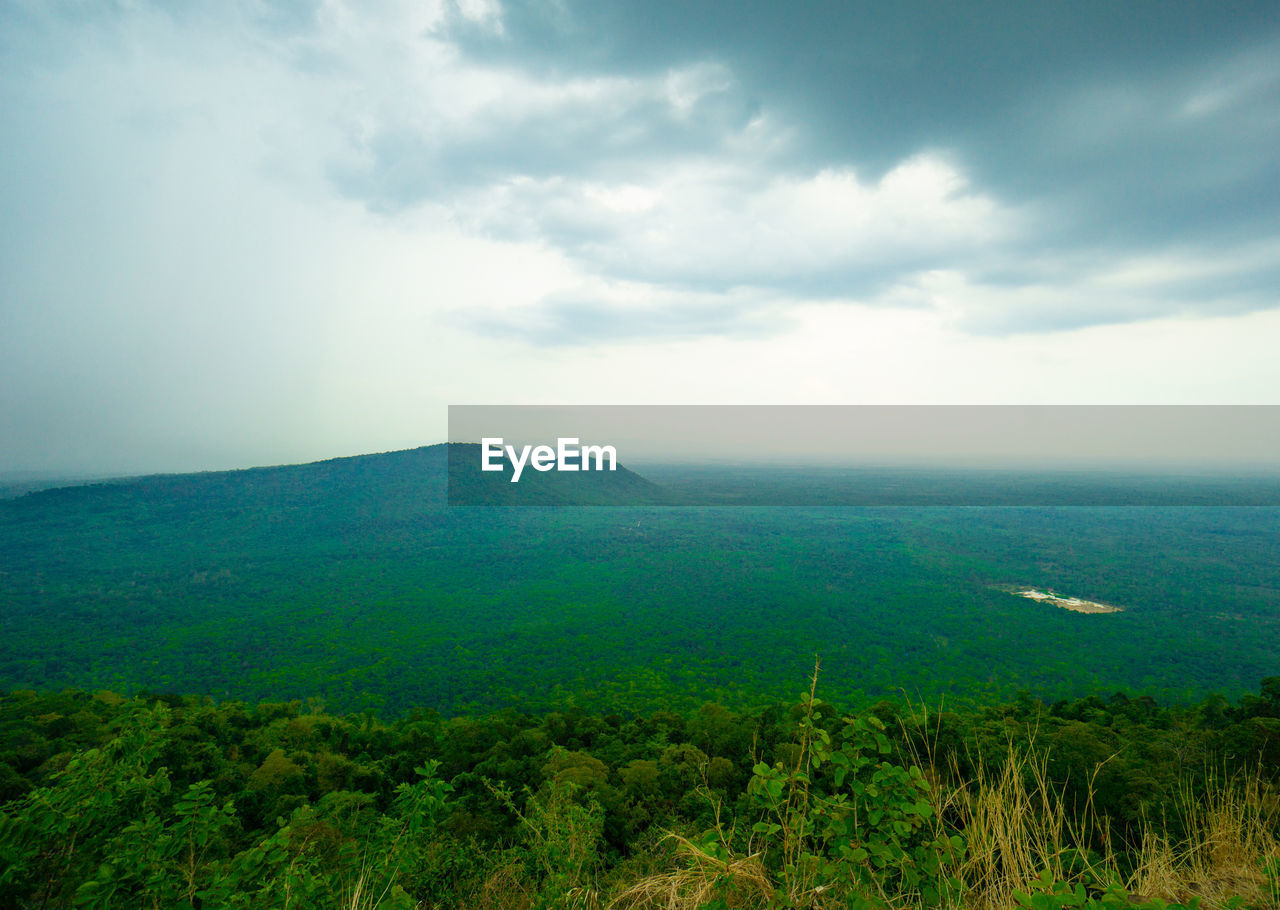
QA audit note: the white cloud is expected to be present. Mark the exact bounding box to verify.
[465,152,1012,291]
[897,239,1280,336]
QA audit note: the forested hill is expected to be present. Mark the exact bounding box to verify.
[3,441,669,519]
[4,444,453,523]
[2,444,1279,716]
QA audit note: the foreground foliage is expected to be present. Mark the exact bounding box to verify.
[2,676,1279,908]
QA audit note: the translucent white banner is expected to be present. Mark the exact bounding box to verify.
[447,406,1280,505]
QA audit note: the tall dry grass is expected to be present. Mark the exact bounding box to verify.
[1127,768,1280,908]
[943,740,1120,908]
[605,718,1280,910]
[608,832,774,910]
[915,717,1280,910]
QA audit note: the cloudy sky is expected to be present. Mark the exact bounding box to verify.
[1,0,1278,475]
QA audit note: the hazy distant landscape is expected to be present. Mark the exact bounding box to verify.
[4,444,1277,715]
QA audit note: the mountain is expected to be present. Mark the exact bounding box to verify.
[4,442,669,517]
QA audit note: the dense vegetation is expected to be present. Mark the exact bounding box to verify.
[2,678,1278,907]
[1,446,1278,715]
[3,445,1279,905]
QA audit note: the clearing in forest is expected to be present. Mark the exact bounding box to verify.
[1013,587,1124,613]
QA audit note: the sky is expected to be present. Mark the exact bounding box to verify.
[1,0,1278,475]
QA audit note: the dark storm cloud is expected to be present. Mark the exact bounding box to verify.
[452,1,1278,225]
[445,0,1277,183]
[415,0,1280,339]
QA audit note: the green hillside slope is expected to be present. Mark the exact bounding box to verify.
[1,445,1278,715]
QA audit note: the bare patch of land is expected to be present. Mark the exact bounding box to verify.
[1013,588,1123,614]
